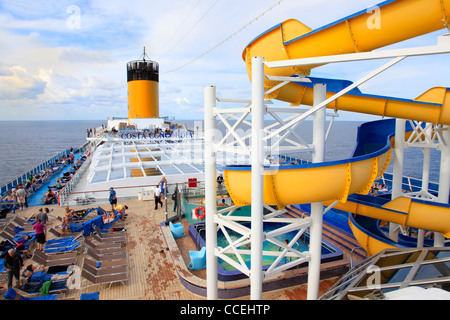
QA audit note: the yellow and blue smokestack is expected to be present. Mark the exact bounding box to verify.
[127,50,159,118]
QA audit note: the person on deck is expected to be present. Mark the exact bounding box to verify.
[159,177,167,201]
[4,249,23,290]
[154,185,163,210]
[109,187,117,211]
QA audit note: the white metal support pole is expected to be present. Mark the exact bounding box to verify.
[250,56,265,300]
[307,83,326,300]
[204,85,218,300]
[436,126,450,246]
[390,119,405,241]
[417,138,432,247]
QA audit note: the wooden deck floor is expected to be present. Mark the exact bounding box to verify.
[2,200,346,300]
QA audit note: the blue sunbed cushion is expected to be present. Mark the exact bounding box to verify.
[3,288,16,300]
[80,291,100,300]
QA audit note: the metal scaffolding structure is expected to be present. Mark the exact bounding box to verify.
[204,32,450,300]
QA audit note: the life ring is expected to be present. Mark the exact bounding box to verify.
[57,196,60,206]
[194,206,206,220]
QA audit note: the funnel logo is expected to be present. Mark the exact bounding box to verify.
[366,6,381,30]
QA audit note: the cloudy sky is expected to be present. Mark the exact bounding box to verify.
[0,0,449,121]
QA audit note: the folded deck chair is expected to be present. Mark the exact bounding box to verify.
[85,239,125,256]
[82,258,128,288]
[86,247,127,262]
[169,221,185,239]
[84,238,122,250]
[13,216,33,227]
[187,246,206,270]
[91,232,126,244]
[32,250,77,267]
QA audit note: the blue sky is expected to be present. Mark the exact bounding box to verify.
[0,0,449,121]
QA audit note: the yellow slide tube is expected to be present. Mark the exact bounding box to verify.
[243,0,450,124]
[327,196,450,238]
[224,151,391,207]
[244,0,449,77]
[225,0,450,253]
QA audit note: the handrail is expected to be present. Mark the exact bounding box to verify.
[350,246,366,268]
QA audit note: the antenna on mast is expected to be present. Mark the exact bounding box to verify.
[140,46,150,62]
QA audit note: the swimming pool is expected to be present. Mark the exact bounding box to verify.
[189,221,343,281]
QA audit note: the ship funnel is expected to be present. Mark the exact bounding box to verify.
[127,47,159,118]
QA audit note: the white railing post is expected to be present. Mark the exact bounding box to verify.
[250,56,265,300]
[204,85,218,300]
[306,83,326,300]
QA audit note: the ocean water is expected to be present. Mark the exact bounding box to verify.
[0,119,441,188]
[0,120,104,186]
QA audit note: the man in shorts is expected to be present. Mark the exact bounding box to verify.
[109,187,117,211]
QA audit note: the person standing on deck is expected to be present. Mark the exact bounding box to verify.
[4,249,23,290]
[33,218,46,251]
[172,184,178,213]
[154,185,163,210]
[159,176,167,201]
[109,187,117,211]
[16,185,26,211]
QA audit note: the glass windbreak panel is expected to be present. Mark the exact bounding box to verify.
[429,250,450,260]
[91,171,108,183]
[97,159,110,166]
[378,251,420,269]
[386,266,413,284]
[415,261,450,280]
[109,169,124,181]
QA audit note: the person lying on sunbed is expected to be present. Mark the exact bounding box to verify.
[102,210,115,224]
[21,264,71,285]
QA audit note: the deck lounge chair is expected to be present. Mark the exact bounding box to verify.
[43,237,81,254]
[91,232,126,245]
[187,246,206,270]
[49,227,84,239]
[84,239,126,254]
[82,258,128,288]
[86,247,127,262]
[32,250,77,267]
[96,206,126,228]
[169,221,185,239]
[93,225,126,240]
[5,223,33,236]
[13,269,70,298]
[4,288,73,300]
[12,216,33,227]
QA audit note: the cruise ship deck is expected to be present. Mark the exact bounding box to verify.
[0,199,348,300]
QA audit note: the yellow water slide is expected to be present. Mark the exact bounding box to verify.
[224,0,450,253]
[242,0,450,125]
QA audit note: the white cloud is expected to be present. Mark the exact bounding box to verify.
[0,64,46,100]
[0,0,448,121]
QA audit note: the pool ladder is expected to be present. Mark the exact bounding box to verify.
[194,225,206,250]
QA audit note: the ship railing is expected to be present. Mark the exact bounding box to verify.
[0,147,87,199]
[58,154,92,207]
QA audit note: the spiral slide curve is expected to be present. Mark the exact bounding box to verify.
[224,0,450,254]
